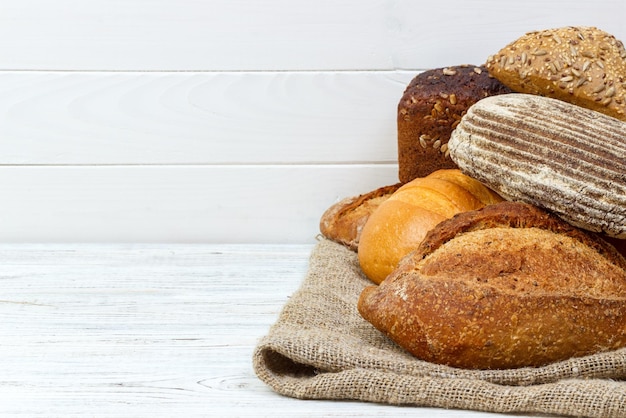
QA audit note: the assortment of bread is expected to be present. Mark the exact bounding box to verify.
[318,26,626,370]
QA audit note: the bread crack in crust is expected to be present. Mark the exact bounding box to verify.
[358,202,626,370]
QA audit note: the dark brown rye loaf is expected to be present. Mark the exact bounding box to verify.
[397,65,511,182]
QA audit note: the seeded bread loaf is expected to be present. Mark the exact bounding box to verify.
[397,65,511,183]
[358,202,626,370]
[319,183,402,251]
[448,93,626,238]
[485,26,626,120]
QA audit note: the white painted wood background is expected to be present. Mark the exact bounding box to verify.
[0,0,624,243]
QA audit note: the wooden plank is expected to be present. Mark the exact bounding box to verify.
[0,0,623,71]
[0,243,530,417]
[0,243,308,416]
[0,164,398,243]
[0,70,411,165]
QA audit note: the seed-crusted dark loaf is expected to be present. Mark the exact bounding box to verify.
[397,65,511,183]
[358,202,626,370]
[485,26,626,121]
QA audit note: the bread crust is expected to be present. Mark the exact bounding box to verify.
[448,93,626,238]
[357,170,502,284]
[485,26,626,121]
[319,183,402,251]
[358,202,626,369]
[416,201,626,271]
[397,65,511,183]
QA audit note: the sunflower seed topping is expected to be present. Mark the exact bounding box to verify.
[606,85,616,97]
[488,26,626,120]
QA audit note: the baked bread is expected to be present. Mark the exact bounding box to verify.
[448,93,626,238]
[358,202,626,370]
[605,236,626,258]
[485,26,626,121]
[357,169,502,284]
[398,65,511,183]
[319,183,402,251]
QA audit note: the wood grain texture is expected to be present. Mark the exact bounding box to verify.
[0,70,411,165]
[0,70,406,243]
[0,243,531,417]
[0,164,398,243]
[0,0,624,71]
[2,2,626,242]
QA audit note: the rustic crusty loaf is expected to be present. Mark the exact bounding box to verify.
[606,236,626,258]
[319,183,402,251]
[397,65,511,183]
[448,93,626,238]
[485,26,626,120]
[357,169,502,284]
[358,202,626,370]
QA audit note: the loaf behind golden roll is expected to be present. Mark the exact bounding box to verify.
[319,183,402,251]
[486,26,626,120]
[357,169,503,284]
[358,202,626,370]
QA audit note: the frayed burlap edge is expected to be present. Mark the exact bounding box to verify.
[253,238,626,417]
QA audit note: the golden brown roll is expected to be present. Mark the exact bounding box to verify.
[357,169,502,284]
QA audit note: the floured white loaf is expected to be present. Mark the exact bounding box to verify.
[448,93,626,238]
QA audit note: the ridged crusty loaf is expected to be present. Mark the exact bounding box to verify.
[448,93,626,238]
[358,202,626,370]
[397,65,511,183]
[357,169,502,284]
[485,26,626,121]
[319,183,402,251]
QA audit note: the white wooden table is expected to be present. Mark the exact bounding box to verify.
[0,243,537,417]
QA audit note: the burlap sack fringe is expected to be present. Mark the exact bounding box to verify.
[253,238,626,417]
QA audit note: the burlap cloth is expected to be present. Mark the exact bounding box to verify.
[252,238,626,417]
